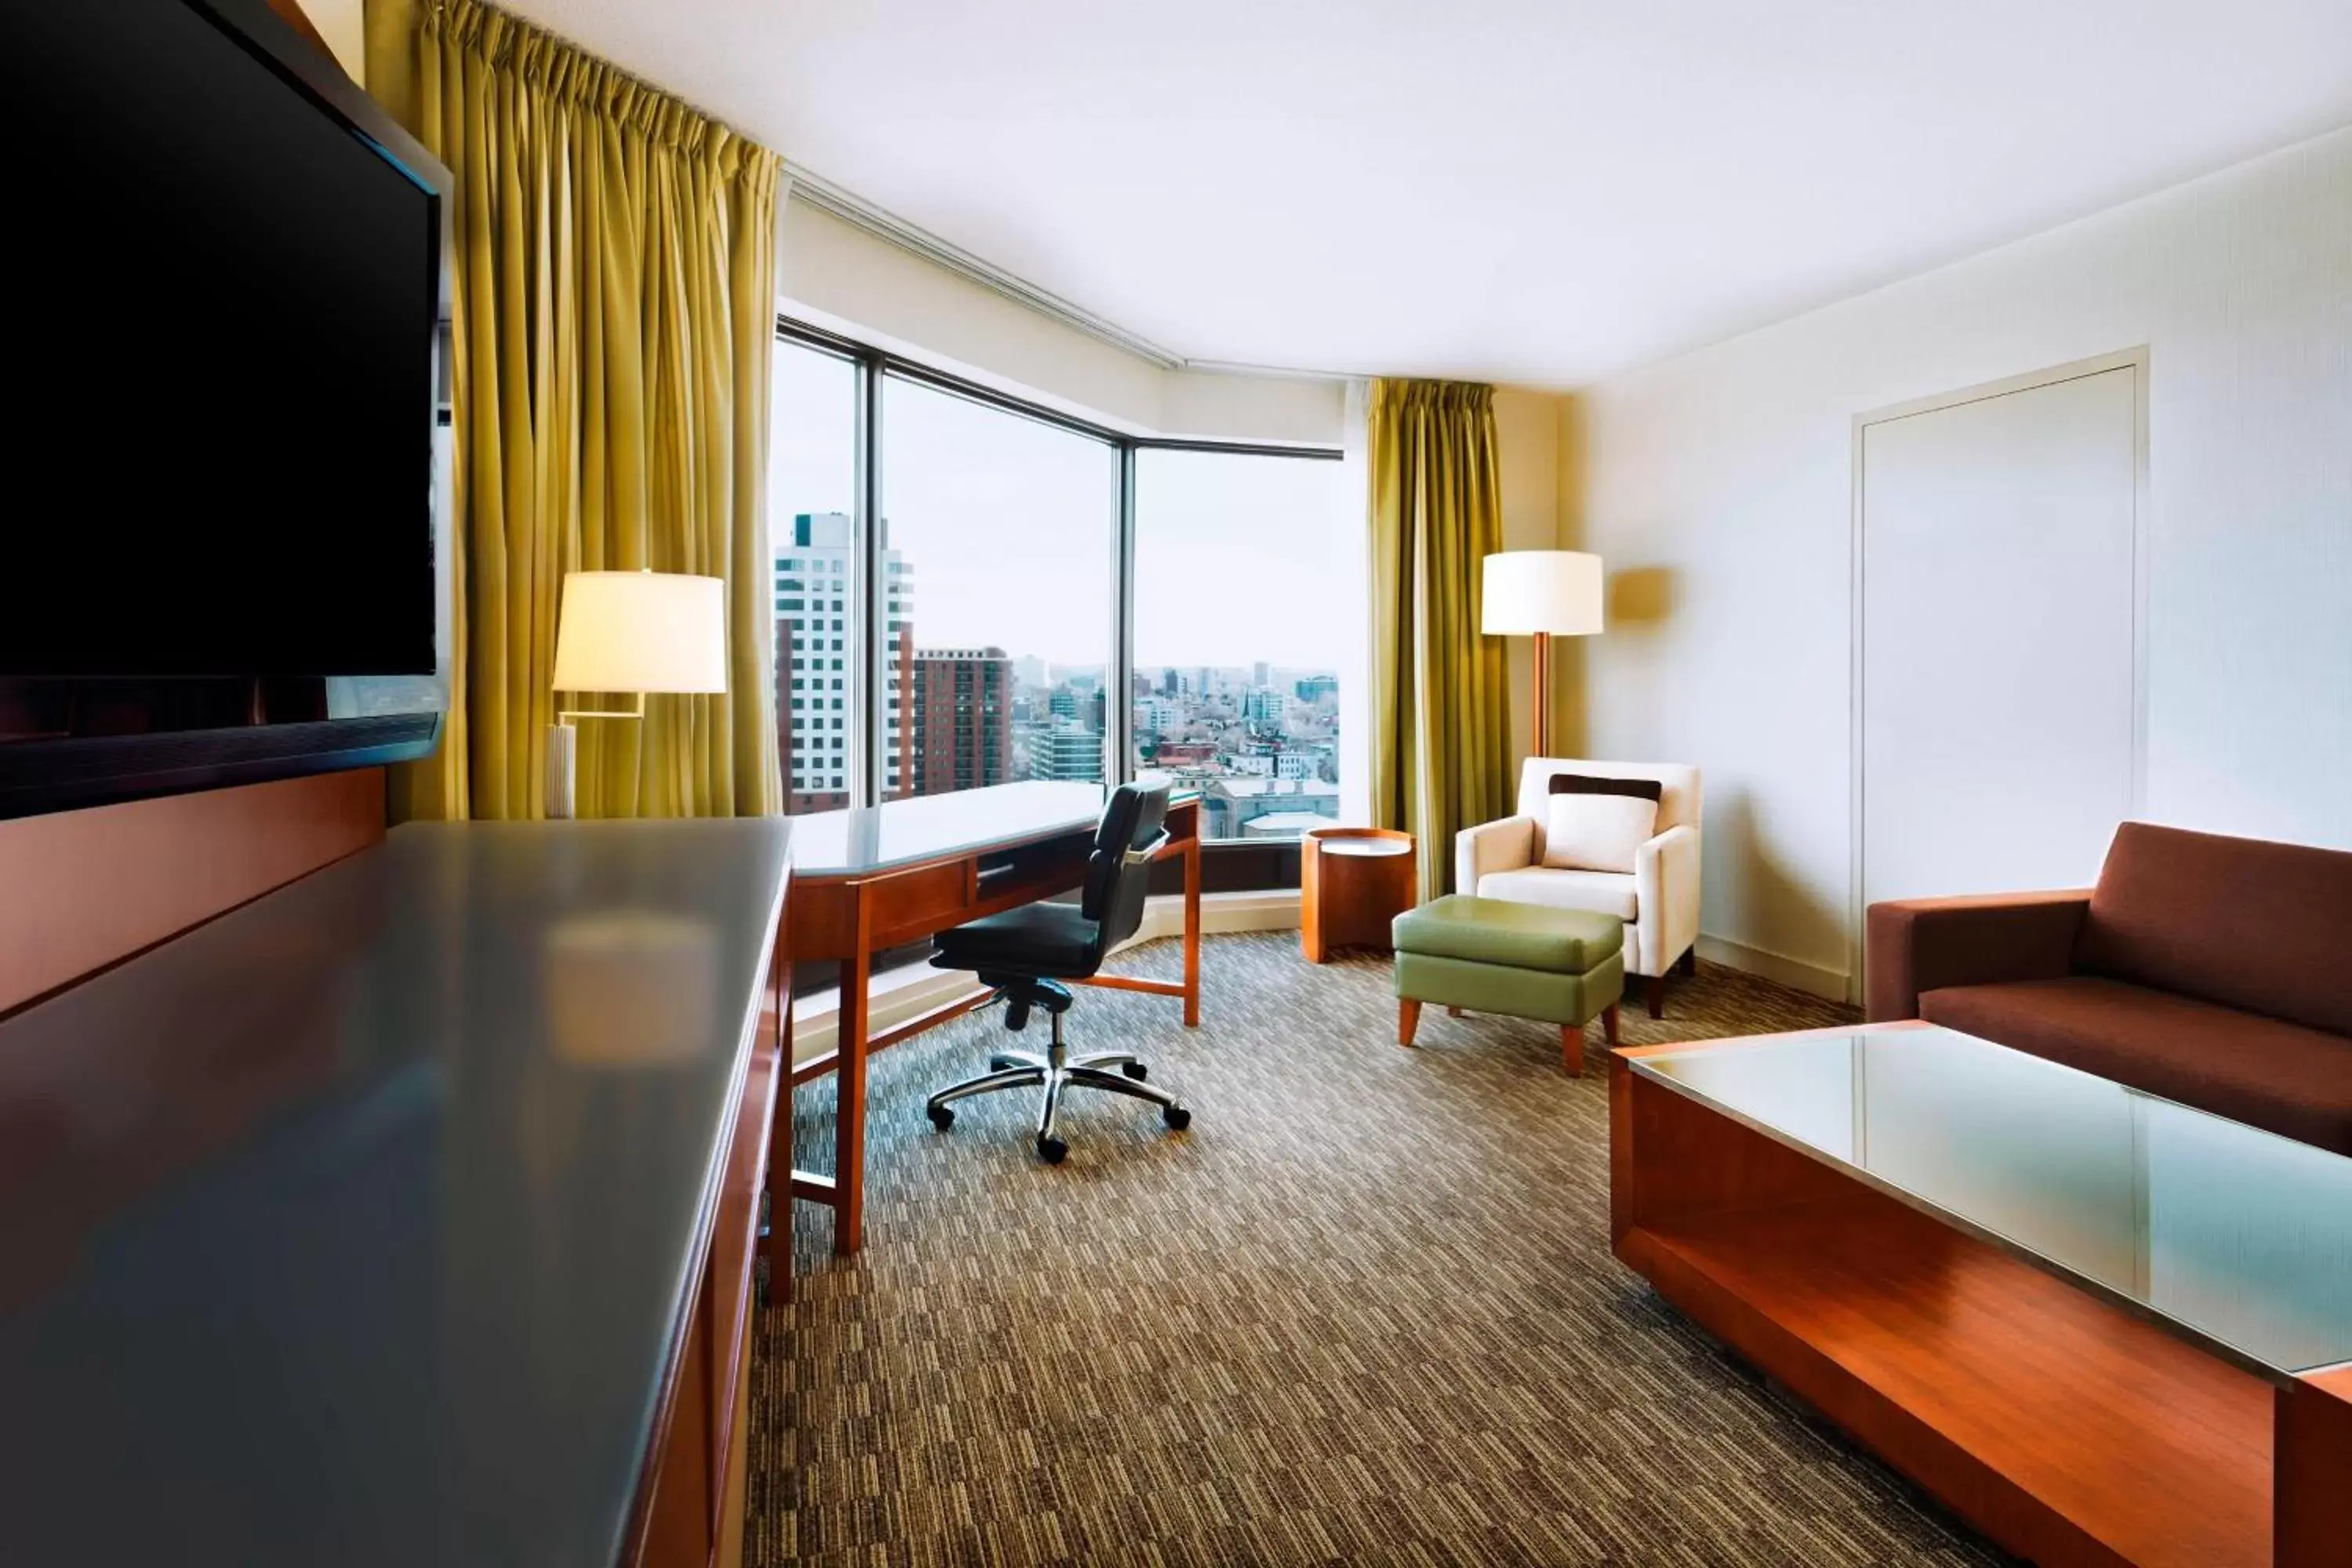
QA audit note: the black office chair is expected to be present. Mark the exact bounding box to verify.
[924,782,1192,1163]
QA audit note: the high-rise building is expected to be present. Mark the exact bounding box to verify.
[1252,660,1270,688]
[912,646,1013,796]
[1243,688,1290,728]
[1159,668,1180,696]
[774,511,911,811]
[1033,718,1104,782]
[1294,673,1338,702]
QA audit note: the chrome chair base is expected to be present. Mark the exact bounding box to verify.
[925,999,1190,1164]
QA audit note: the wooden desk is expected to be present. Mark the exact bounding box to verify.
[771,782,1202,1259]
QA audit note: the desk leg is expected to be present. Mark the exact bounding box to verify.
[1183,836,1201,1028]
[833,892,871,1255]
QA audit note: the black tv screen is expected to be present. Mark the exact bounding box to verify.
[0,0,441,678]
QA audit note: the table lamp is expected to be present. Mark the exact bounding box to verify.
[1481,550,1602,757]
[546,569,728,818]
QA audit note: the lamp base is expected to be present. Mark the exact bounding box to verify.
[545,723,577,820]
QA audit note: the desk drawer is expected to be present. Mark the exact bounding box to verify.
[866,859,973,942]
[976,836,1091,899]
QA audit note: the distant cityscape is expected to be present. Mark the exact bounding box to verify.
[774,511,1339,839]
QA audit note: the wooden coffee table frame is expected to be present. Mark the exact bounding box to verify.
[1610,1022,2351,1568]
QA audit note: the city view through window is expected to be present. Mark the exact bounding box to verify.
[1131,447,1348,841]
[770,338,1348,842]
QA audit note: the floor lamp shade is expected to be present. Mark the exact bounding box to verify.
[1482,551,1604,637]
[546,571,728,818]
[1482,551,1603,757]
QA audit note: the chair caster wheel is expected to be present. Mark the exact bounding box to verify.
[1036,1134,1069,1164]
[927,1104,954,1130]
[1120,1061,1148,1080]
[1163,1103,1191,1131]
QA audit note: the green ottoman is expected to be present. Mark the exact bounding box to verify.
[1391,895,1624,1076]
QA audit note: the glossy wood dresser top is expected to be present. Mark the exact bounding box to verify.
[0,818,792,1568]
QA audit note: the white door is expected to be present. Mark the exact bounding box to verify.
[1860,362,2140,921]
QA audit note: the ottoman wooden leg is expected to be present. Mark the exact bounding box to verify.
[1604,1002,1620,1046]
[1446,1006,1464,1018]
[1559,1023,1585,1077]
[1398,997,1421,1047]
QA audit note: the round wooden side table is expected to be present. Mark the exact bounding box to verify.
[1301,827,1417,962]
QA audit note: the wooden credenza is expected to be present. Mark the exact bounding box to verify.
[0,819,792,1568]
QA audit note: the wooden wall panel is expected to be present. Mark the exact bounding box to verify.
[0,771,386,1017]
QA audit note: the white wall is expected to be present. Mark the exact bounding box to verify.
[776,198,1348,446]
[1569,127,2352,996]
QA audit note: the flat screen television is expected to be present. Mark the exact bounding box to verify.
[0,0,452,819]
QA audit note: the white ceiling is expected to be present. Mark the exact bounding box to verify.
[506,0,2352,388]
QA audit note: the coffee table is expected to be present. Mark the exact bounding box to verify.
[1611,1020,2350,1568]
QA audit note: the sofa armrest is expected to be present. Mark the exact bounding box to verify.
[1865,891,2092,1022]
[1455,815,1536,895]
[1633,825,1700,978]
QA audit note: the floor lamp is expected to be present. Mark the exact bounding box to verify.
[546,570,728,819]
[1481,550,1603,758]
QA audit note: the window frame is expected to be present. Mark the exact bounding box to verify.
[775,314,1345,875]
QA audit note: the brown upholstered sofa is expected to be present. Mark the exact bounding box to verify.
[1867,822,2352,1156]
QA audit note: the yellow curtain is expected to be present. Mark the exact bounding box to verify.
[368,0,780,820]
[1367,379,1514,902]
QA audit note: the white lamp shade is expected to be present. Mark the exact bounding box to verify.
[550,571,728,694]
[1481,550,1604,637]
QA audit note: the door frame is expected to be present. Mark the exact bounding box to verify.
[1846,347,2151,1001]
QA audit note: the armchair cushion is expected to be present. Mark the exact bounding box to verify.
[1539,793,1657,873]
[1474,866,1638,922]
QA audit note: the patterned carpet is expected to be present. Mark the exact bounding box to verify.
[748,934,2011,1567]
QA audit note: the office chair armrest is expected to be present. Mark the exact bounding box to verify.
[1122,828,1172,866]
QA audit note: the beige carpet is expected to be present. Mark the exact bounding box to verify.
[749,934,2010,1567]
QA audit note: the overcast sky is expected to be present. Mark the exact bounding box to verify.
[770,341,1350,672]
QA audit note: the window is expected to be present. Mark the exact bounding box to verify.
[1132,449,1351,842]
[770,318,1345,880]
[768,338,858,811]
[880,374,1116,802]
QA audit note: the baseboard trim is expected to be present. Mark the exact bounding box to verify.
[1133,887,1301,941]
[1695,933,1853,1005]
[789,888,1301,1068]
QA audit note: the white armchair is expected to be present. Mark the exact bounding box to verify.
[1454,758,1702,1016]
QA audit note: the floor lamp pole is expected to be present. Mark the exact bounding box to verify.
[1532,629,1553,758]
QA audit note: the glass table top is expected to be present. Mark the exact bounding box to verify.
[789,779,1200,878]
[1632,1025,2352,1378]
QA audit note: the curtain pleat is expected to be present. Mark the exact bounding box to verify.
[1367,379,1514,902]
[372,0,781,821]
